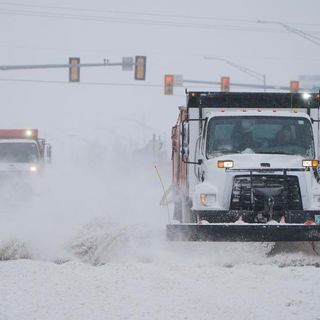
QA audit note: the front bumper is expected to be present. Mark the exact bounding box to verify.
[166,223,320,241]
[193,209,320,224]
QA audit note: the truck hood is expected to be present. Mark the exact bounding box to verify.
[213,153,306,169]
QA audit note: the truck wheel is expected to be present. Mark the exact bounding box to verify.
[173,201,182,222]
[181,199,196,223]
[173,198,196,223]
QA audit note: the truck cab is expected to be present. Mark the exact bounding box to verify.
[193,111,319,219]
[0,129,51,175]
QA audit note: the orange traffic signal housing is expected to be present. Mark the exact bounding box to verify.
[164,74,174,95]
[290,81,300,93]
[69,57,80,82]
[221,76,230,92]
[134,56,147,80]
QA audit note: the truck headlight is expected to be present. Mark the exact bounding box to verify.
[302,92,311,100]
[217,160,234,169]
[200,193,216,206]
[29,165,38,172]
[302,160,319,168]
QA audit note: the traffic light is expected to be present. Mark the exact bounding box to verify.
[290,80,299,93]
[69,57,80,82]
[134,56,146,80]
[221,76,230,92]
[164,74,174,95]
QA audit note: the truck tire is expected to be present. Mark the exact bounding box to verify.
[173,197,196,223]
[181,198,196,223]
[173,201,182,222]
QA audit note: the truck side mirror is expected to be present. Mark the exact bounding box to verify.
[46,144,52,163]
[181,121,189,161]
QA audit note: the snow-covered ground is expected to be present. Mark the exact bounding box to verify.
[1,243,320,320]
[0,137,320,320]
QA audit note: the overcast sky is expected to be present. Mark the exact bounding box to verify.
[1,0,320,147]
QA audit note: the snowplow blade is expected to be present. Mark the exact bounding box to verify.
[166,223,320,242]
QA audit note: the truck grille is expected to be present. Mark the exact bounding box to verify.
[230,175,302,211]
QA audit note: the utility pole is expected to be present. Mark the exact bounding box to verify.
[204,56,267,91]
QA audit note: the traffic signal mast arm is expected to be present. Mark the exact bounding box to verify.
[163,75,301,95]
[183,79,295,91]
[0,61,128,71]
[164,75,303,95]
[0,55,146,81]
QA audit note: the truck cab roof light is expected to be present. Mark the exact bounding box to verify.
[25,130,33,137]
[302,160,319,168]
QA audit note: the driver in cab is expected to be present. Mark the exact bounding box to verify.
[274,125,293,146]
[232,119,255,152]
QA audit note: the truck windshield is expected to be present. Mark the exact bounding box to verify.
[206,116,315,158]
[0,142,40,163]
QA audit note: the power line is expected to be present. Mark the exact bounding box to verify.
[1,42,319,62]
[0,2,260,23]
[1,1,320,28]
[0,8,277,33]
[0,6,318,35]
[258,20,320,47]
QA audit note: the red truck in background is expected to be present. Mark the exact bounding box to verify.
[0,129,51,174]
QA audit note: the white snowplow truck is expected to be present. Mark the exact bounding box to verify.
[0,129,51,174]
[167,91,320,241]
